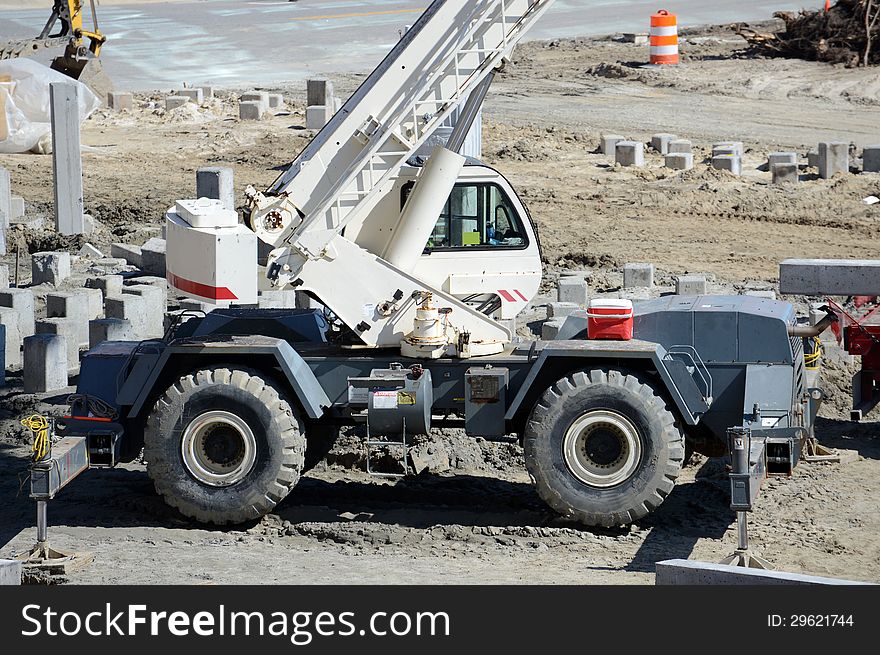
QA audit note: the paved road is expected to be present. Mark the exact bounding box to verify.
[1,0,808,89]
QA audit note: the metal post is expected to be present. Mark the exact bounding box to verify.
[36,501,48,545]
[737,512,748,551]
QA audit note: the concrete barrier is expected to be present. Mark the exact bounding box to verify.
[0,559,22,585]
[655,559,874,585]
[779,259,880,296]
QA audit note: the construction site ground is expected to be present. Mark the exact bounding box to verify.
[1,24,879,584]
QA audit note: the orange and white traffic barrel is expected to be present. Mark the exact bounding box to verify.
[650,9,679,65]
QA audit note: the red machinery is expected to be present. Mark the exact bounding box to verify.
[827,297,880,420]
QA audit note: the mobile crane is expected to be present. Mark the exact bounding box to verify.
[52,1,828,545]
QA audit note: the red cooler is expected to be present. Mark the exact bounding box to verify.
[587,299,634,341]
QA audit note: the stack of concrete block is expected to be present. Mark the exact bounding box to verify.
[31,251,71,286]
[196,167,235,211]
[624,263,655,288]
[306,79,336,130]
[23,334,68,393]
[110,243,142,268]
[712,154,742,176]
[675,274,708,296]
[616,141,645,167]
[862,145,880,173]
[650,133,678,155]
[89,318,135,349]
[818,142,849,179]
[140,238,167,276]
[123,283,167,338]
[713,142,744,157]
[107,91,134,111]
[239,91,269,121]
[600,134,625,156]
[178,88,204,104]
[46,292,91,348]
[165,95,188,111]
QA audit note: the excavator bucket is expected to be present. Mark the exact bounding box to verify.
[51,50,113,104]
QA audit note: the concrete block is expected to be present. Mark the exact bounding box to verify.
[31,251,71,286]
[10,196,24,219]
[712,155,742,176]
[667,139,692,155]
[655,559,874,586]
[624,263,654,288]
[179,299,218,313]
[196,167,235,211]
[807,149,819,168]
[819,141,849,179]
[0,559,22,586]
[36,318,79,370]
[0,263,8,289]
[548,302,580,318]
[165,95,188,111]
[199,86,214,100]
[650,133,678,154]
[132,275,168,290]
[665,153,693,170]
[780,259,880,296]
[307,79,334,107]
[140,237,167,276]
[82,288,103,320]
[86,275,124,299]
[306,105,331,130]
[541,318,564,341]
[600,134,625,155]
[105,294,149,339]
[50,83,85,236]
[713,141,743,157]
[107,91,133,111]
[557,277,588,306]
[0,308,22,368]
[615,141,645,167]
[240,91,269,110]
[675,275,708,296]
[863,145,880,173]
[268,94,284,109]
[78,242,104,258]
[768,152,797,168]
[0,288,35,336]
[46,292,90,347]
[239,100,263,121]
[110,243,142,267]
[23,334,67,393]
[772,162,799,186]
[745,290,777,300]
[809,302,827,327]
[89,318,135,349]
[178,88,204,104]
[123,284,166,338]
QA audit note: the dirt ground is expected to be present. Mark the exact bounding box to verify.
[1,24,879,584]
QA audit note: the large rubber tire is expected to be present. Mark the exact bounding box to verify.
[144,367,305,525]
[524,369,684,527]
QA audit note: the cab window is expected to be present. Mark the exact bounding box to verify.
[424,183,527,251]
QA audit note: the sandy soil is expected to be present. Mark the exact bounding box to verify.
[1,26,879,585]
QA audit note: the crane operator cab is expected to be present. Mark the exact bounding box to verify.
[345,158,543,321]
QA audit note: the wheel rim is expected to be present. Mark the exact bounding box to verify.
[181,411,257,487]
[563,410,642,488]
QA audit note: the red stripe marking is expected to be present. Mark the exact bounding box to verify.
[498,290,516,302]
[514,289,528,302]
[62,415,113,422]
[168,270,238,301]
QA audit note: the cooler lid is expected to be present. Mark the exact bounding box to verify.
[589,299,633,310]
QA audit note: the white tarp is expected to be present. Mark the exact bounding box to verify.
[0,58,99,154]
